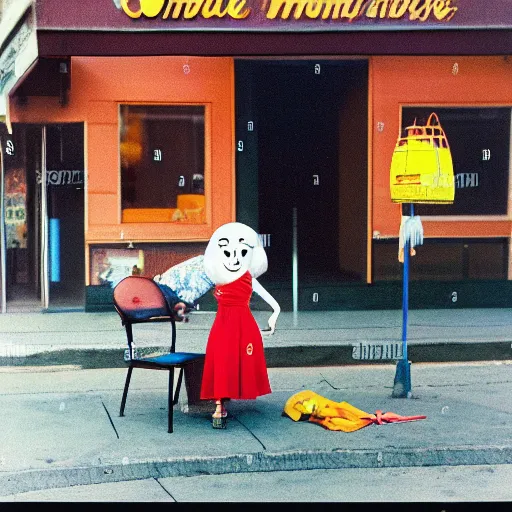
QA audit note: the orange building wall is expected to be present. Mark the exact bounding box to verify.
[10,55,512,288]
[10,56,236,246]
[371,56,512,240]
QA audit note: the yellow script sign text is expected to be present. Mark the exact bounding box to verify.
[121,0,250,19]
[121,0,459,21]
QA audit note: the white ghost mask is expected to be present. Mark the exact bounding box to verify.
[204,222,268,285]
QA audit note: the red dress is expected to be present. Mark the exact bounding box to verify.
[200,271,272,400]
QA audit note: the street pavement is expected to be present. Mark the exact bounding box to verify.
[0,307,511,498]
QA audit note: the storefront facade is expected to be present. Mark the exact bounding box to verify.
[0,0,511,313]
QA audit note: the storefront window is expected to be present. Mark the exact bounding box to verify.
[401,107,511,216]
[89,242,208,287]
[120,104,206,223]
[373,238,509,282]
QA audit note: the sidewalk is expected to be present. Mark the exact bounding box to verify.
[0,361,511,497]
[0,307,511,497]
[0,308,511,367]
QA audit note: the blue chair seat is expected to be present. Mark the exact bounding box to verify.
[141,352,204,365]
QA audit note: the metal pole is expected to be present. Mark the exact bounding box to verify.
[41,126,49,309]
[292,207,298,324]
[401,215,410,364]
[393,203,413,398]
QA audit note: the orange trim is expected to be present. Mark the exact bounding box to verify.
[422,220,511,239]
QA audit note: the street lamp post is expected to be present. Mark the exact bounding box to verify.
[393,202,414,398]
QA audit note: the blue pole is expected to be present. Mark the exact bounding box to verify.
[393,203,413,398]
[402,232,409,362]
[401,203,414,362]
[49,218,61,283]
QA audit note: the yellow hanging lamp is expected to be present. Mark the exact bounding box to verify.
[390,112,455,204]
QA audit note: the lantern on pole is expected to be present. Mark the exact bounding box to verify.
[389,113,455,398]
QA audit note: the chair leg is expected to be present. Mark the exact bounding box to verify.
[173,368,184,406]
[168,368,175,433]
[120,366,133,417]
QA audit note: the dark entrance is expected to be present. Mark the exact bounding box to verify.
[236,60,368,310]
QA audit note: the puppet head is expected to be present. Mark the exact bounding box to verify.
[204,222,267,285]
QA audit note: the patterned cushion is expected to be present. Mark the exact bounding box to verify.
[153,255,214,305]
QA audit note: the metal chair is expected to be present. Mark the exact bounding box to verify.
[113,275,204,433]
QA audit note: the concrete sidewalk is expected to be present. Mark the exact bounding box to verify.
[0,308,511,367]
[0,361,511,497]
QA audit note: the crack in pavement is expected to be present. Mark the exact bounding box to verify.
[154,477,177,502]
[231,415,267,451]
[101,401,120,439]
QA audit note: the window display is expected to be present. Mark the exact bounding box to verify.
[401,107,510,216]
[120,104,206,223]
[89,242,208,287]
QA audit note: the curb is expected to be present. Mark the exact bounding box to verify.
[1,341,511,369]
[266,341,512,367]
[2,445,512,497]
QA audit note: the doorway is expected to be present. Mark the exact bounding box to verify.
[235,59,368,310]
[1,123,85,312]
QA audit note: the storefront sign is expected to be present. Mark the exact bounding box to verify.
[120,0,457,22]
[46,169,84,186]
[34,0,512,31]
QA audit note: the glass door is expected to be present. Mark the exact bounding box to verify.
[0,123,84,312]
[1,124,38,311]
[44,124,85,310]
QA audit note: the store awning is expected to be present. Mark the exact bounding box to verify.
[0,1,38,124]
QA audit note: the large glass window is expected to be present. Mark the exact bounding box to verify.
[373,238,509,282]
[401,107,511,216]
[120,104,206,223]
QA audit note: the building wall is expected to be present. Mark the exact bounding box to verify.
[371,55,512,241]
[10,56,236,284]
[9,54,512,296]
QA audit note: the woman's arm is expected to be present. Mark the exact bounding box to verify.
[252,278,281,335]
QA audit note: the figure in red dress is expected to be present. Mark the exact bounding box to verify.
[200,222,280,428]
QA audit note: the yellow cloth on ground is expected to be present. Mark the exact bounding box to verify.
[283,390,375,432]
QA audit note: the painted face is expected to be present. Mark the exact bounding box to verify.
[218,235,252,274]
[204,222,267,285]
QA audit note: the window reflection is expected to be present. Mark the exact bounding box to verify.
[120,104,206,223]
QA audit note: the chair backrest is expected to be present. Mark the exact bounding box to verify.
[113,276,177,354]
[113,276,171,322]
